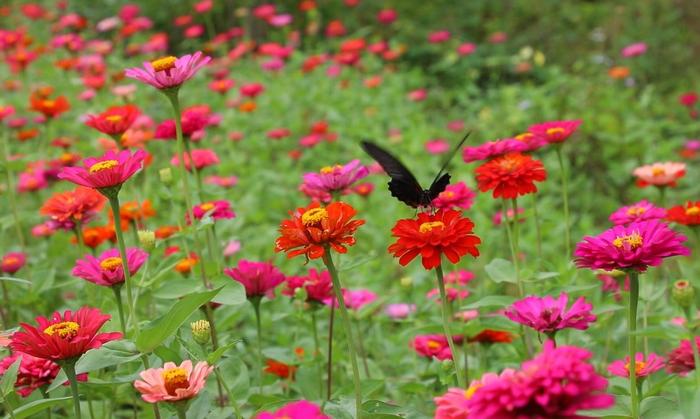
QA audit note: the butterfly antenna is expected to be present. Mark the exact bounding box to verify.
[431,131,471,185]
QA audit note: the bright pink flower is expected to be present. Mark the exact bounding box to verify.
[434,381,486,419]
[384,303,416,319]
[667,337,700,375]
[58,149,146,190]
[428,30,451,43]
[467,341,614,417]
[204,175,238,188]
[134,360,213,403]
[223,260,285,299]
[425,139,450,154]
[194,0,213,13]
[608,352,664,379]
[324,289,377,310]
[239,82,265,98]
[191,200,235,221]
[377,9,397,25]
[621,42,647,58]
[427,287,469,303]
[431,182,476,210]
[256,400,329,419]
[17,170,48,193]
[0,105,16,120]
[574,220,690,272]
[267,127,291,140]
[504,292,596,335]
[457,43,477,56]
[411,334,455,360]
[679,92,698,108]
[528,119,582,144]
[408,89,427,101]
[268,14,292,27]
[462,139,529,163]
[445,270,475,285]
[609,200,667,225]
[301,160,369,195]
[125,52,211,90]
[282,268,333,304]
[633,162,686,188]
[72,248,147,287]
[170,149,219,171]
[1,252,27,274]
[0,353,61,397]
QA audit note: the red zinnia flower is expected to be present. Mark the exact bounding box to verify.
[85,104,140,137]
[388,209,481,270]
[666,201,700,226]
[29,94,70,119]
[40,186,106,229]
[475,152,547,199]
[264,359,297,379]
[275,202,364,260]
[468,329,514,344]
[10,307,122,362]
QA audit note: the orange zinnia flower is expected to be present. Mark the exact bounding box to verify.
[388,209,481,270]
[667,201,700,226]
[264,359,297,379]
[29,94,70,119]
[475,152,547,199]
[117,200,156,227]
[40,186,106,227]
[275,202,364,260]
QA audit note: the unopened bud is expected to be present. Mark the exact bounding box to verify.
[400,276,413,288]
[137,230,155,251]
[294,287,308,302]
[191,320,211,345]
[159,168,173,185]
[672,280,695,308]
[441,359,454,371]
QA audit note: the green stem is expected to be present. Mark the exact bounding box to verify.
[40,387,51,419]
[1,127,26,249]
[555,147,572,259]
[628,271,640,419]
[326,303,335,401]
[252,298,264,394]
[658,186,666,208]
[462,340,470,384]
[108,196,136,335]
[176,407,187,419]
[502,200,523,297]
[73,222,84,249]
[164,91,195,228]
[0,281,10,328]
[436,264,465,388]
[62,362,82,419]
[311,310,323,397]
[354,319,370,378]
[322,249,363,418]
[111,286,126,335]
[3,399,16,419]
[531,193,543,263]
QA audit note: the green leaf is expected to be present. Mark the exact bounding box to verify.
[152,277,202,299]
[640,396,681,419]
[462,295,515,310]
[207,341,238,365]
[210,278,246,306]
[11,396,72,419]
[136,287,222,353]
[484,258,517,283]
[0,276,31,285]
[0,357,21,397]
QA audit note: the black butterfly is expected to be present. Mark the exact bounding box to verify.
[361,132,470,208]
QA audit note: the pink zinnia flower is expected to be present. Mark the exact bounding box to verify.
[134,360,213,403]
[267,127,291,140]
[493,207,525,225]
[256,400,329,419]
[574,220,690,272]
[528,119,582,144]
[324,288,377,310]
[408,89,427,102]
[608,352,664,379]
[609,200,667,225]
[171,149,219,171]
[431,182,476,210]
[428,30,451,43]
[58,149,146,190]
[445,269,476,285]
[427,287,469,303]
[125,52,211,90]
[1,251,27,274]
[633,162,686,188]
[504,292,596,336]
[204,175,238,188]
[679,92,698,108]
[377,9,397,25]
[462,139,529,163]
[223,260,285,299]
[447,120,465,132]
[301,160,369,195]
[621,42,647,58]
[282,269,333,304]
[269,14,293,27]
[457,42,477,56]
[434,380,486,419]
[191,200,235,221]
[466,341,614,417]
[667,337,700,375]
[425,139,450,154]
[0,353,63,397]
[384,303,416,319]
[239,82,265,98]
[72,247,147,287]
[411,334,454,360]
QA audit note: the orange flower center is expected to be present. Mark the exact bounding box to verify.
[60,153,74,163]
[498,155,521,172]
[162,367,190,396]
[686,206,700,216]
[612,232,643,250]
[514,133,533,142]
[105,115,123,123]
[626,206,647,216]
[427,340,441,350]
[442,191,455,199]
[100,256,123,271]
[89,159,119,174]
[546,127,565,137]
[465,383,482,399]
[301,208,328,227]
[419,221,445,233]
[625,360,646,375]
[150,56,177,72]
[43,321,79,339]
[320,164,342,174]
[651,167,666,177]
[200,202,215,211]
[2,256,19,266]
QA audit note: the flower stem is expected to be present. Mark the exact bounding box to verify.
[111,286,126,335]
[252,298,264,394]
[108,196,137,335]
[164,91,195,229]
[311,310,323,397]
[502,200,523,297]
[531,193,543,263]
[326,303,335,401]
[555,146,571,259]
[322,249,363,418]
[62,362,82,419]
[0,126,26,249]
[3,398,16,419]
[354,319,371,378]
[628,271,640,419]
[436,264,465,388]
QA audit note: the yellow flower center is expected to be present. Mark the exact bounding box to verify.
[465,383,482,399]
[99,257,123,271]
[162,367,190,396]
[150,56,177,72]
[686,206,700,216]
[43,321,80,339]
[612,232,643,250]
[320,164,342,174]
[652,167,666,177]
[625,360,646,375]
[514,133,533,142]
[301,208,328,227]
[626,206,647,216]
[199,202,215,211]
[419,221,445,233]
[442,191,455,199]
[89,159,119,174]
[60,153,73,163]
[2,256,19,266]
[105,115,123,123]
[427,340,441,350]
[546,127,565,137]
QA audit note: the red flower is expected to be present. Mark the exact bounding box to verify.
[666,201,700,226]
[264,359,296,379]
[10,307,122,362]
[40,186,106,229]
[468,329,514,344]
[85,104,140,137]
[29,94,70,119]
[475,153,547,199]
[388,209,481,270]
[275,202,364,260]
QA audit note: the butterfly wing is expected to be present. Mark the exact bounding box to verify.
[427,173,451,203]
[361,141,424,207]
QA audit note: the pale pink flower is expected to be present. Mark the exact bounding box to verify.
[633,162,686,187]
[384,303,416,319]
[134,360,213,403]
[425,139,450,154]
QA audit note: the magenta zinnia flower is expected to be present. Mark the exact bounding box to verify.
[0,353,60,397]
[191,200,235,221]
[667,337,700,375]
[170,149,219,171]
[608,352,664,379]
[72,248,148,287]
[608,200,667,225]
[125,52,211,90]
[282,268,333,303]
[58,149,147,190]
[134,360,213,403]
[324,288,377,310]
[528,119,582,144]
[434,379,487,419]
[574,220,690,272]
[223,260,285,299]
[431,181,476,210]
[301,159,369,195]
[256,400,329,419]
[411,334,455,360]
[504,292,596,336]
[462,139,529,163]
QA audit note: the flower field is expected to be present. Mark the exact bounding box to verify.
[0,1,699,418]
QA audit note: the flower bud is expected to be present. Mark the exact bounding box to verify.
[672,280,695,308]
[191,320,211,345]
[159,167,173,185]
[441,359,454,371]
[400,276,413,288]
[137,230,156,251]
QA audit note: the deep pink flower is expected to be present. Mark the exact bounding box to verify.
[191,200,235,221]
[679,92,698,108]
[462,139,529,163]
[301,159,369,195]
[0,353,63,397]
[574,220,690,272]
[384,303,416,319]
[504,292,596,335]
[425,139,450,154]
[72,248,147,287]
[267,127,291,140]
[528,120,582,144]
[1,252,27,274]
[608,352,664,378]
[457,43,477,56]
[408,89,427,101]
[324,288,377,310]
[377,9,397,25]
[125,52,211,90]
[134,360,213,403]
[427,287,469,303]
[223,260,285,299]
[621,42,647,58]
[667,337,700,375]
[431,182,476,210]
[411,334,454,360]
[609,200,667,225]
[434,379,488,419]
[428,30,451,43]
[58,149,146,190]
[282,268,333,304]
[170,149,219,171]
[445,270,475,285]
[467,341,614,417]
[239,82,265,98]
[256,400,329,419]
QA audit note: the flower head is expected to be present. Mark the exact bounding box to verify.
[528,119,582,144]
[0,353,61,397]
[434,380,485,419]
[388,209,480,270]
[223,260,285,299]
[1,252,27,274]
[504,292,596,335]
[324,288,377,310]
[282,268,333,303]
[609,200,667,225]
[191,200,235,221]
[40,186,106,230]
[256,400,329,419]
[58,149,146,191]
[475,153,547,199]
[125,52,211,90]
[264,359,296,379]
[667,337,700,375]
[411,334,454,360]
[301,160,369,195]
[462,139,529,163]
[10,307,122,361]
[384,303,416,319]
[667,201,700,226]
[72,248,147,287]
[633,162,686,188]
[134,360,213,403]
[608,352,664,379]
[574,220,690,272]
[275,201,364,260]
[170,149,219,171]
[431,182,476,210]
[468,329,513,344]
[85,104,140,137]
